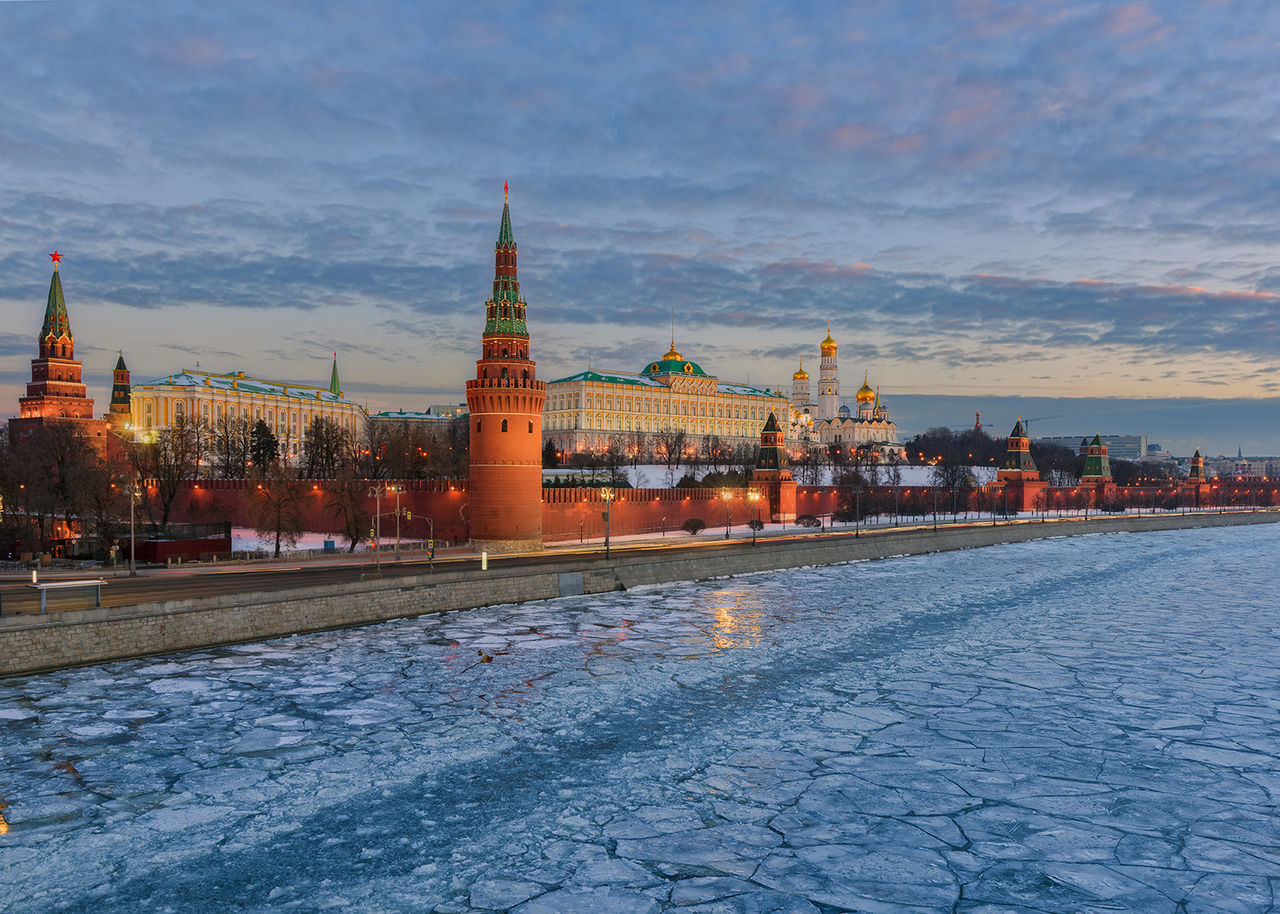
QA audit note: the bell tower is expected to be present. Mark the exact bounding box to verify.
[465,185,547,552]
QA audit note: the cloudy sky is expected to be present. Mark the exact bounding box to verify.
[2,1,1277,454]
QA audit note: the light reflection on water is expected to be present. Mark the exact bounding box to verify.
[707,587,764,650]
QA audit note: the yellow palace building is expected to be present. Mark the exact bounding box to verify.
[128,356,366,458]
[543,342,789,458]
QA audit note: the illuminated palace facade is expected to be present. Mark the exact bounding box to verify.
[543,343,790,458]
[128,356,366,459]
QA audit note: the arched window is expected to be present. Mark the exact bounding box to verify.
[476,420,482,433]
[144,401,153,427]
[527,420,533,433]
[174,401,185,423]
[501,419,508,432]
[201,402,210,424]
[216,403,224,422]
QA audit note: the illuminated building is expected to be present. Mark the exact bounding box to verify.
[128,355,365,459]
[788,360,815,441]
[817,323,839,422]
[9,255,108,447]
[543,343,789,457]
[812,372,903,458]
[465,185,547,551]
[751,412,797,522]
[995,418,1047,511]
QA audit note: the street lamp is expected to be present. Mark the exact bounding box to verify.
[600,486,615,559]
[721,489,732,539]
[747,489,761,545]
[129,478,141,576]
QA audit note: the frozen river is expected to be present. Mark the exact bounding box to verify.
[2,525,1279,912]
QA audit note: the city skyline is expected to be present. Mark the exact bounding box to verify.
[2,2,1278,454]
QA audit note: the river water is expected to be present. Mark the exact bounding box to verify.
[2,524,1278,912]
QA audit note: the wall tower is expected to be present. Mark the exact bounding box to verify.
[107,351,132,433]
[817,323,839,422]
[465,185,547,552]
[10,254,106,446]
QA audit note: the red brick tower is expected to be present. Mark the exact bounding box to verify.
[751,412,797,522]
[465,185,547,552]
[10,254,107,447]
[995,418,1047,512]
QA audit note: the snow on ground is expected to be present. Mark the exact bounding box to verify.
[550,462,995,488]
[2,525,1278,911]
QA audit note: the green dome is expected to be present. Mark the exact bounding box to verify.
[642,344,707,377]
[642,357,708,377]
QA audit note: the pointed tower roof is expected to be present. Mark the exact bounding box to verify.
[41,267,70,341]
[998,417,1038,477]
[115,350,128,371]
[755,412,790,472]
[497,181,516,248]
[329,352,341,396]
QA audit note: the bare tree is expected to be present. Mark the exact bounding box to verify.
[132,418,197,527]
[247,460,308,557]
[327,467,372,552]
[652,426,688,486]
[212,415,252,479]
[301,417,350,479]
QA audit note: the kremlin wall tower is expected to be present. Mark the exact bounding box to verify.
[464,186,547,552]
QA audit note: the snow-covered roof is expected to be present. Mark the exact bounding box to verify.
[134,370,357,407]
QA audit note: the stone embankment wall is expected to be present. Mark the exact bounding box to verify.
[2,511,1275,678]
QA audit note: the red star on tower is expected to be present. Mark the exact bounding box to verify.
[49,251,63,267]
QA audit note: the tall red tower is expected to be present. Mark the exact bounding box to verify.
[10,254,107,447]
[465,185,547,552]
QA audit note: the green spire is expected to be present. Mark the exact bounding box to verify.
[497,181,516,249]
[41,268,70,341]
[115,351,128,372]
[497,200,516,248]
[329,352,341,397]
[999,419,1037,473]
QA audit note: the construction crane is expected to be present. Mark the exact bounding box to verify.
[1022,415,1065,439]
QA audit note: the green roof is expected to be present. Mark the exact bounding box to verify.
[497,199,516,249]
[41,269,70,340]
[642,358,709,377]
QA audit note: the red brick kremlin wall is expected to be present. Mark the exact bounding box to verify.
[161,480,1276,548]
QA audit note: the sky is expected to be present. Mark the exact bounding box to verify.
[1,0,1277,455]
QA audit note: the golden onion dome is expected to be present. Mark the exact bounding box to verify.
[855,371,875,402]
[662,344,683,361]
[820,321,837,351]
[793,360,808,380]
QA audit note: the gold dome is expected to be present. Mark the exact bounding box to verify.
[855,371,875,402]
[662,344,683,361]
[820,320,837,352]
[793,359,808,380]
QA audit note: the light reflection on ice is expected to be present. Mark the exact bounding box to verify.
[0,525,1277,912]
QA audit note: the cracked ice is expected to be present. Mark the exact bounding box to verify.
[1,524,1278,912]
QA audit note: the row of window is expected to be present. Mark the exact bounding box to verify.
[137,396,357,436]
[546,414,760,437]
[545,391,778,421]
[476,419,534,433]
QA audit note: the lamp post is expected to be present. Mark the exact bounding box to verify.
[367,483,386,576]
[747,489,761,545]
[600,486,615,559]
[130,478,141,576]
[722,489,732,539]
[854,487,862,537]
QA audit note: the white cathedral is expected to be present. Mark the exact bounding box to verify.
[788,325,904,459]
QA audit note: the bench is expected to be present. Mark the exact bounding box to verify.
[22,579,108,615]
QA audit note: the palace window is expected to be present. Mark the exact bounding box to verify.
[501,419,508,432]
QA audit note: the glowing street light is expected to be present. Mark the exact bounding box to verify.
[722,489,733,539]
[747,489,761,545]
[600,487,615,559]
